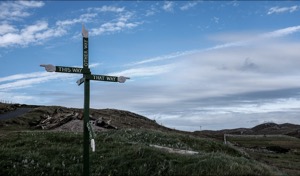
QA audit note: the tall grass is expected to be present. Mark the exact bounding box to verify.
[0,129,279,176]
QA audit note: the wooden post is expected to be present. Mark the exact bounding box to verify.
[40,25,130,176]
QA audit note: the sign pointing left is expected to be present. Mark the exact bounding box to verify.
[40,64,87,74]
[40,64,56,72]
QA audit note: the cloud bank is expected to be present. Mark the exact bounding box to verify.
[2,25,300,130]
[0,2,142,48]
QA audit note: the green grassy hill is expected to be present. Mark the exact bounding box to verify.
[0,103,295,175]
[0,129,279,176]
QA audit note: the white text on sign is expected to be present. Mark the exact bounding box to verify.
[93,75,117,82]
[83,38,88,68]
[57,66,83,73]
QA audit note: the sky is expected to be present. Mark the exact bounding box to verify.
[1,1,300,131]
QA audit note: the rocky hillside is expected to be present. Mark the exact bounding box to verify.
[0,103,176,133]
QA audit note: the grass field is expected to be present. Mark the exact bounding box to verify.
[0,129,281,176]
[227,135,300,175]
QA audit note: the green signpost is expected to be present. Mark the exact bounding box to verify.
[40,25,130,176]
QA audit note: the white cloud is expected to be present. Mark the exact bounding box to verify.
[262,25,300,38]
[0,1,44,20]
[267,5,299,15]
[0,72,49,83]
[0,21,66,47]
[204,98,300,114]
[0,3,141,47]
[93,5,125,13]
[127,50,198,66]
[129,25,300,67]
[18,1,44,8]
[145,7,156,17]
[0,1,67,48]
[229,1,239,7]
[162,1,174,12]
[0,62,102,90]
[90,12,141,36]
[105,25,300,127]
[0,92,35,104]
[180,2,198,11]
[56,13,97,27]
[109,64,175,77]
[0,71,77,91]
[0,24,17,35]
[89,63,102,68]
[212,17,219,24]
[2,20,300,131]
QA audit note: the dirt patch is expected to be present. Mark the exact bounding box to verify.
[52,120,108,132]
[149,144,199,155]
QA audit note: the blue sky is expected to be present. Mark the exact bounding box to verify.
[1,1,300,131]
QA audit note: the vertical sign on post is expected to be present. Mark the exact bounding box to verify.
[82,25,89,69]
[40,24,130,176]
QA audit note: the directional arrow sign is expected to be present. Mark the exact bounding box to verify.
[87,75,130,83]
[41,65,89,74]
[40,64,56,72]
[118,76,130,83]
[87,74,118,82]
[77,77,85,86]
[56,66,85,74]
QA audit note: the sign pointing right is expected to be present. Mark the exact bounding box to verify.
[118,76,130,83]
[86,74,130,83]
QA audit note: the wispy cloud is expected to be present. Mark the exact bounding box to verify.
[0,3,141,48]
[90,12,141,36]
[56,13,97,27]
[0,62,102,91]
[93,5,125,13]
[180,2,198,11]
[0,1,66,48]
[0,24,17,35]
[212,17,219,24]
[145,5,158,17]
[267,5,299,15]
[162,1,174,12]
[262,25,300,38]
[0,21,66,47]
[107,25,300,126]
[0,1,44,21]
[57,5,141,37]
[0,72,49,83]
[127,50,198,66]
[2,24,300,130]
[127,25,300,67]
[0,70,81,91]
[110,64,175,78]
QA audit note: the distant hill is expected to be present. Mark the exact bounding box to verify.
[194,122,300,140]
[1,103,299,138]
